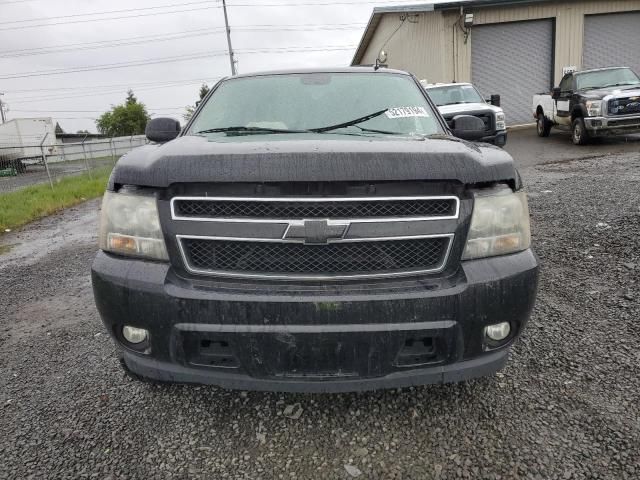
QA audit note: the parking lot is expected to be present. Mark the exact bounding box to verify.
[1,129,639,480]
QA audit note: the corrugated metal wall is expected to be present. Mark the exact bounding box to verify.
[358,11,448,82]
[583,12,640,74]
[358,0,640,86]
[471,20,554,125]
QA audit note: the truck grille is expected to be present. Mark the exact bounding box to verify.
[172,197,458,220]
[180,237,451,279]
[609,97,640,116]
[444,113,493,132]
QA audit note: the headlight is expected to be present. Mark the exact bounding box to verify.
[495,112,506,130]
[98,190,169,260]
[462,190,531,260]
[586,100,602,117]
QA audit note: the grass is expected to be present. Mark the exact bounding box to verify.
[0,167,111,232]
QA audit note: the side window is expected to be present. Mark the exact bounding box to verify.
[559,75,572,92]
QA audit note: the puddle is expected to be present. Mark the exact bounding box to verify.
[0,243,18,255]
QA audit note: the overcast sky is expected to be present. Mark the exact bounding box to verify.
[0,0,459,133]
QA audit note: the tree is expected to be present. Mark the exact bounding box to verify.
[96,90,150,136]
[183,83,210,121]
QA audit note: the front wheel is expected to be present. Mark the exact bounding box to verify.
[537,113,551,137]
[571,118,590,145]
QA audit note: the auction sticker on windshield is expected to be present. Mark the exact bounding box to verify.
[385,106,429,119]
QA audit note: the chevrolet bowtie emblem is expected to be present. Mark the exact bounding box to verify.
[283,220,349,244]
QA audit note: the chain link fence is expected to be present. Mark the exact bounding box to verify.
[0,135,147,193]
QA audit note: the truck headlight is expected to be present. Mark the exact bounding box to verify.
[462,190,531,260]
[495,112,506,130]
[586,100,602,117]
[98,190,169,261]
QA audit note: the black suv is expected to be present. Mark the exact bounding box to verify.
[92,68,538,392]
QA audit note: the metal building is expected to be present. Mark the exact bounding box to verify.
[351,0,640,125]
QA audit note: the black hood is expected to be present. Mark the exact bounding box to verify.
[579,84,640,100]
[108,134,517,189]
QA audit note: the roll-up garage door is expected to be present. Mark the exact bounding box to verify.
[472,19,554,125]
[583,12,640,75]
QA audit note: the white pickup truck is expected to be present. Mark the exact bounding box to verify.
[532,67,640,145]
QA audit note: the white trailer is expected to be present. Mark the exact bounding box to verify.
[0,118,58,172]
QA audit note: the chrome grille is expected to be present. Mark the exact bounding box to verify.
[609,97,640,116]
[172,196,458,220]
[180,237,451,279]
[171,194,459,280]
[444,113,493,132]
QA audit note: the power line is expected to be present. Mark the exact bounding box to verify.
[0,24,363,58]
[0,5,220,31]
[7,81,224,103]
[228,0,435,6]
[0,45,357,81]
[0,0,49,4]
[0,51,219,80]
[10,108,188,112]
[0,29,218,58]
[7,77,218,94]
[0,1,216,25]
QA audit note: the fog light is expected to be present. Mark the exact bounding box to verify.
[122,326,148,344]
[485,322,511,341]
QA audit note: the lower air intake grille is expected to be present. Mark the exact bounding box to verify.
[181,237,450,278]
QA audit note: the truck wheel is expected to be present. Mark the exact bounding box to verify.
[13,159,27,174]
[571,118,590,145]
[536,113,551,137]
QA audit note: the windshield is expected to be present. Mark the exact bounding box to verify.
[575,68,640,90]
[425,84,484,106]
[188,72,443,137]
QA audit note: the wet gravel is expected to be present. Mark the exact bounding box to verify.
[1,151,639,479]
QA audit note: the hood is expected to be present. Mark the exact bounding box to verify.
[579,85,640,100]
[437,103,501,117]
[109,133,517,189]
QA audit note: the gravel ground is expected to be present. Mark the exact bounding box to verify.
[1,150,639,479]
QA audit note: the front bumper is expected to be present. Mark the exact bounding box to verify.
[92,249,538,393]
[584,115,640,136]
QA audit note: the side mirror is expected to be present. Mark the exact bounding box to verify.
[145,117,181,143]
[551,87,562,100]
[489,94,501,107]
[450,115,486,141]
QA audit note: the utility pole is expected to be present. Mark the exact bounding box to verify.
[0,93,5,124]
[222,0,237,76]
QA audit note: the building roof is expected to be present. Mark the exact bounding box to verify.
[351,0,556,65]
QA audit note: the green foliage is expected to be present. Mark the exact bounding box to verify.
[198,84,210,100]
[0,168,112,232]
[183,83,210,121]
[96,90,150,136]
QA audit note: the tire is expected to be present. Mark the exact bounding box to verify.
[13,159,26,174]
[571,117,590,145]
[536,113,551,137]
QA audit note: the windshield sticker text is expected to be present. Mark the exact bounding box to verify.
[385,106,429,119]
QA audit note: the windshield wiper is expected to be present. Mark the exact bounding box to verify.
[442,101,470,106]
[195,126,306,135]
[354,125,404,135]
[309,108,389,133]
[601,82,640,88]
